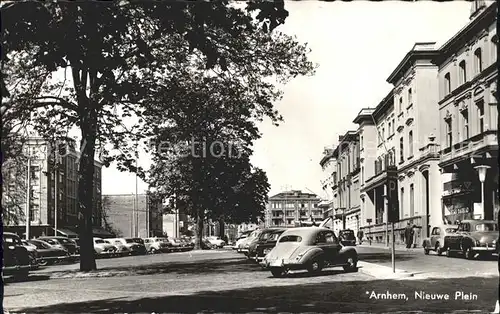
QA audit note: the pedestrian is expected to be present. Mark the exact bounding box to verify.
[412,224,418,248]
[357,229,364,244]
[404,222,413,249]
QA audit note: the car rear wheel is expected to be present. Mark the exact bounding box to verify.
[423,244,430,255]
[150,248,157,254]
[343,255,358,273]
[446,247,454,257]
[435,243,443,256]
[270,267,287,278]
[38,259,48,266]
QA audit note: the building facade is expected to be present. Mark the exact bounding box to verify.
[435,0,498,223]
[266,190,322,228]
[103,193,163,238]
[3,137,105,238]
[328,132,361,235]
[319,146,337,220]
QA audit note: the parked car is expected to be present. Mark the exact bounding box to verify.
[233,230,253,250]
[178,238,195,251]
[93,237,118,256]
[444,219,498,259]
[166,238,184,252]
[144,237,171,253]
[253,229,287,263]
[108,238,147,255]
[338,229,356,246]
[2,232,33,279]
[262,227,358,278]
[27,239,70,266]
[38,236,79,255]
[422,224,459,255]
[247,228,285,259]
[237,229,262,253]
[103,239,130,256]
[206,236,226,248]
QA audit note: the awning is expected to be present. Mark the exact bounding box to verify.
[54,228,79,238]
[92,227,115,238]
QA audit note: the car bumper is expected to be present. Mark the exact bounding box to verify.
[264,258,304,270]
[472,246,496,251]
[3,265,31,275]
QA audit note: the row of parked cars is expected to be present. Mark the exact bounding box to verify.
[422,219,498,259]
[233,218,360,278]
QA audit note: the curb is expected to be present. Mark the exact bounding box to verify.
[357,245,422,253]
[358,261,415,279]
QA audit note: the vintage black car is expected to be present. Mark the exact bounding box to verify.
[38,236,79,255]
[3,232,33,279]
[247,228,286,259]
[339,229,356,246]
[422,224,459,255]
[28,239,70,266]
[263,227,358,277]
[254,229,286,263]
[444,219,498,259]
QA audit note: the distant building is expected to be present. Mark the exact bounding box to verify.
[103,194,163,238]
[2,137,106,238]
[266,190,321,228]
[319,146,336,221]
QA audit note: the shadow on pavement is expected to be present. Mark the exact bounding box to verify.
[3,274,51,285]
[358,252,415,264]
[11,276,498,313]
[42,257,262,277]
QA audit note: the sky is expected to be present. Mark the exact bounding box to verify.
[101,1,473,199]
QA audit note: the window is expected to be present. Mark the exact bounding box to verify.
[476,100,485,133]
[325,232,338,244]
[431,227,440,236]
[280,235,302,243]
[445,118,452,147]
[399,137,404,162]
[461,109,469,139]
[400,187,404,217]
[392,119,395,133]
[382,127,385,141]
[459,61,467,84]
[399,97,403,112]
[360,135,363,148]
[361,166,364,183]
[444,73,451,95]
[388,122,392,135]
[492,35,498,62]
[408,131,413,156]
[409,184,414,217]
[474,48,482,73]
[408,88,412,105]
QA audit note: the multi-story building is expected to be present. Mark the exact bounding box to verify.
[266,190,322,228]
[435,0,498,223]
[329,132,361,235]
[103,193,163,238]
[319,146,337,219]
[2,137,106,238]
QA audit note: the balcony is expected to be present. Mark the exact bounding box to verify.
[440,130,498,167]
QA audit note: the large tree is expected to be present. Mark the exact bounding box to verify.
[2,1,314,271]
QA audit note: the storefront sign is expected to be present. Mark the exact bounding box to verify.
[449,207,470,214]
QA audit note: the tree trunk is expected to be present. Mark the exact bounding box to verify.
[195,207,203,250]
[77,109,98,271]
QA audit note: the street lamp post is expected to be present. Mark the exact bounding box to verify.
[474,165,490,220]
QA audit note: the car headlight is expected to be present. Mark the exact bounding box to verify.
[244,244,249,249]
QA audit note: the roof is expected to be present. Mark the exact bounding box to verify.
[353,108,376,124]
[319,148,335,167]
[386,43,439,85]
[269,190,320,200]
[434,1,497,66]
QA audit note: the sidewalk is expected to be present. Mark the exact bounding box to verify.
[357,242,422,253]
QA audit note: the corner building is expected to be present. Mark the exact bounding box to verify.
[435,1,498,223]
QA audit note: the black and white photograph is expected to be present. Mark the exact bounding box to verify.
[1,0,499,313]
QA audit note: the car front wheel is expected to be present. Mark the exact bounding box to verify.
[270,267,287,278]
[464,246,475,260]
[343,255,358,272]
[307,260,323,274]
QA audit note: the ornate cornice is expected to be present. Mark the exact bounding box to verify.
[418,164,430,173]
[458,101,468,112]
[397,124,404,133]
[405,117,414,126]
[406,169,415,177]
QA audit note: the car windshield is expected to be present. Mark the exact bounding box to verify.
[475,223,498,231]
[445,228,458,233]
[279,235,302,243]
[58,238,73,244]
[94,239,105,244]
[125,239,134,243]
[45,239,57,245]
[132,238,144,244]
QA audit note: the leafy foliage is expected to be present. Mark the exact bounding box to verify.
[1,0,314,269]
